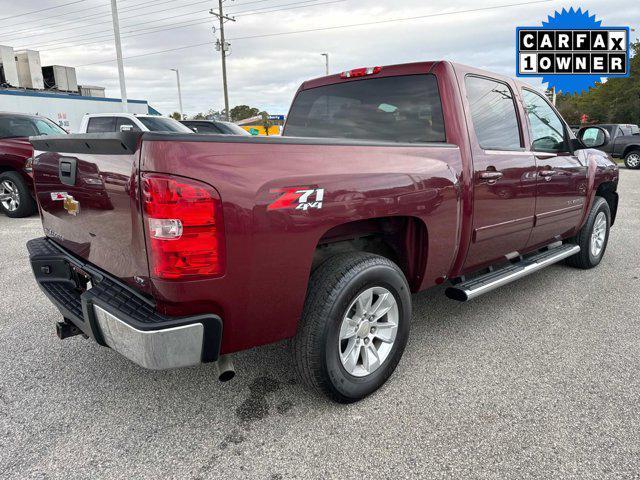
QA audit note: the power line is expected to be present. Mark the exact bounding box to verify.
[38,18,215,52]
[22,0,343,51]
[231,0,343,16]
[7,0,215,45]
[0,0,88,23]
[17,7,211,49]
[0,0,172,39]
[228,0,554,41]
[73,0,553,67]
[0,2,112,33]
[1,0,271,39]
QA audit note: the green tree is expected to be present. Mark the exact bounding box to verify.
[189,109,225,120]
[230,105,260,122]
[557,41,640,125]
[169,112,182,121]
[260,111,273,136]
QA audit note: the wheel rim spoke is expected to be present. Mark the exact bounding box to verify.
[341,338,360,372]
[369,292,394,321]
[339,317,358,340]
[361,345,381,373]
[355,288,373,317]
[373,322,397,343]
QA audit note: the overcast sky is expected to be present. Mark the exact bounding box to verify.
[0,0,638,116]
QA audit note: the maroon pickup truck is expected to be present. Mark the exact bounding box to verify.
[27,61,618,402]
[0,113,67,218]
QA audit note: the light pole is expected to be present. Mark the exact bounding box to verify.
[110,0,128,112]
[170,68,183,119]
[321,53,329,75]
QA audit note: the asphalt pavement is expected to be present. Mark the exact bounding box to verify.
[1,169,639,479]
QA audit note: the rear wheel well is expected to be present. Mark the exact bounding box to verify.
[622,145,640,158]
[312,216,427,291]
[596,181,618,226]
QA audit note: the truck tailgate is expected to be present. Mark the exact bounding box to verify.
[30,133,149,290]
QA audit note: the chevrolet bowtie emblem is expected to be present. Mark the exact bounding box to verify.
[63,195,80,216]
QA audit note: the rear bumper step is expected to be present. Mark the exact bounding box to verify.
[446,244,580,302]
[27,237,223,369]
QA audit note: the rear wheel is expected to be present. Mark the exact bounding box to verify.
[566,196,611,269]
[624,150,640,169]
[0,171,36,218]
[293,253,411,403]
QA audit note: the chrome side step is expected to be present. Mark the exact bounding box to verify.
[445,244,580,302]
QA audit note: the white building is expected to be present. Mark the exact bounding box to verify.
[0,89,159,132]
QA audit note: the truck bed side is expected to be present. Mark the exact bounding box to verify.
[139,134,463,353]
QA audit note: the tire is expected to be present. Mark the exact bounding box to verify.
[565,196,611,269]
[624,150,640,169]
[0,171,37,218]
[293,252,411,403]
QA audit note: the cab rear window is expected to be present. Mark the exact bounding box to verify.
[284,74,445,143]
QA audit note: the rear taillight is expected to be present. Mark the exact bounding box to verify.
[142,173,225,280]
[340,66,382,79]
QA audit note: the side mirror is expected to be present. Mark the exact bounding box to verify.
[191,127,198,133]
[119,124,134,132]
[577,126,610,149]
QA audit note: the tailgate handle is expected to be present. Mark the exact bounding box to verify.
[58,158,77,186]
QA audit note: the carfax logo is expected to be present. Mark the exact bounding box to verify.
[516,7,630,94]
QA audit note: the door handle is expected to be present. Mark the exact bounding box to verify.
[479,171,504,181]
[538,170,557,177]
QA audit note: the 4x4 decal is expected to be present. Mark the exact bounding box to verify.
[268,187,325,211]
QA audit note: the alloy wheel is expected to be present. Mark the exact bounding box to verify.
[590,211,607,258]
[338,286,399,377]
[626,153,640,168]
[0,180,20,212]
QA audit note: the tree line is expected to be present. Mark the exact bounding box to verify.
[556,41,640,126]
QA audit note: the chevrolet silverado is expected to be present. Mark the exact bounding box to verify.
[27,61,619,402]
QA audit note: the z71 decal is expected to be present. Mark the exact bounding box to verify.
[268,187,325,211]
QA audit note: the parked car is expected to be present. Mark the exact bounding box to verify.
[27,61,618,403]
[180,119,250,135]
[578,123,640,169]
[0,112,67,217]
[78,113,194,134]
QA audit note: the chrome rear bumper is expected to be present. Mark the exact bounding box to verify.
[27,237,222,370]
[94,306,205,370]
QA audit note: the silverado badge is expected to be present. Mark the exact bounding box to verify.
[63,195,80,216]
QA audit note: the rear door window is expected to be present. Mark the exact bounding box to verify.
[193,122,223,134]
[0,117,38,138]
[284,74,445,143]
[465,76,522,150]
[87,117,116,133]
[116,117,141,132]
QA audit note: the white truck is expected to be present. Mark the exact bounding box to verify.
[78,113,193,134]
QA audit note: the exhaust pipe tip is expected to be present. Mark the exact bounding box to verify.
[216,355,235,382]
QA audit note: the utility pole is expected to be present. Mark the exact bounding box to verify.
[170,68,184,119]
[321,53,329,75]
[210,1,235,121]
[552,86,557,106]
[110,0,128,112]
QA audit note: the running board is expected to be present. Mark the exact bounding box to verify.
[445,244,580,302]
